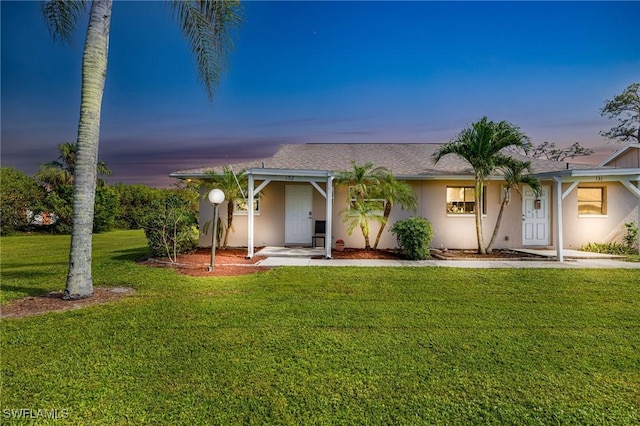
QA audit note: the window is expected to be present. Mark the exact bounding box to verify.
[233,198,260,215]
[446,186,486,215]
[577,187,606,215]
[348,187,385,216]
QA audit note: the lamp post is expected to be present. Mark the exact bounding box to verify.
[207,189,225,272]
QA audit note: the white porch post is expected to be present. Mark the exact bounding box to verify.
[325,176,334,258]
[554,176,564,262]
[247,173,255,259]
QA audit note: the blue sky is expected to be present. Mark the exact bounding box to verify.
[2,1,639,186]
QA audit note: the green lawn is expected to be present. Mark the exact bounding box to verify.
[1,231,639,424]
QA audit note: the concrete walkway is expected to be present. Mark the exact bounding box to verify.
[254,247,640,269]
[256,257,640,268]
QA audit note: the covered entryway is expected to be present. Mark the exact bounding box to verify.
[522,185,550,246]
[535,168,640,261]
[246,169,335,259]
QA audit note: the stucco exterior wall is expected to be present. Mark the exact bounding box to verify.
[199,179,638,251]
[560,181,638,248]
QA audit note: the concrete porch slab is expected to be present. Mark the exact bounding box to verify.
[255,246,326,258]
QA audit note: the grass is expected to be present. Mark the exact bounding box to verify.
[1,231,639,424]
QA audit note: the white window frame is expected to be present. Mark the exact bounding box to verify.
[347,186,385,216]
[233,197,260,216]
[577,187,607,217]
[446,186,487,216]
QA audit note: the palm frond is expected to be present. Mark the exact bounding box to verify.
[168,0,243,102]
[42,0,88,43]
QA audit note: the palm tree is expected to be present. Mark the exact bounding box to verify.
[205,166,248,248]
[336,161,389,249]
[433,117,532,254]
[372,174,417,249]
[37,142,111,189]
[486,159,541,253]
[42,0,242,299]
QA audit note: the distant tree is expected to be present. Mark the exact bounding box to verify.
[600,82,640,143]
[371,174,417,250]
[531,141,594,162]
[0,167,45,235]
[433,117,532,254]
[486,159,541,254]
[41,0,242,299]
[37,142,111,189]
[204,166,248,248]
[336,161,389,249]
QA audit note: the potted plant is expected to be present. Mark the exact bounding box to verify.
[335,239,345,251]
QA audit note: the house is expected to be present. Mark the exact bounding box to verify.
[170,143,640,260]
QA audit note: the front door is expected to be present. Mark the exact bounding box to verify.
[522,185,550,246]
[285,185,312,245]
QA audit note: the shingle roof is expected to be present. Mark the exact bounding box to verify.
[170,143,596,179]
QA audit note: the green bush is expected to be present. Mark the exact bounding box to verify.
[623,222,639,250]
[0,167,45,234]
[142,194,198,262]
[93,186,118,233]
[580,241,638,255]
[43,184,117,234]
[390,216,433,260]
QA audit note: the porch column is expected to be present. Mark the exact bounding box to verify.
[247,173,255,259]
[325,176,334,258]
[553,177,564,262]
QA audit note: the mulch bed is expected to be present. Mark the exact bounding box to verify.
[1,287,135,319]
[431,249,544,260]
[138,248,271,277]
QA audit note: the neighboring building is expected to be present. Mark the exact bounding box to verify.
[171,143,640,260]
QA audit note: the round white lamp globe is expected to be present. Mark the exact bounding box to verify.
[208,189,225,205]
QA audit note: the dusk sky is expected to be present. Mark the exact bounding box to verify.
[2,1,639,187]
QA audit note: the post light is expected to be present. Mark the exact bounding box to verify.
[207,189,225,272]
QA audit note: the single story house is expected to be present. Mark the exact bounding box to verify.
[170,143,640,261]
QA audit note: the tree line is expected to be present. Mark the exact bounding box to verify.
[0,144,199,237]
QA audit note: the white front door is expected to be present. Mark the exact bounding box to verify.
[285,185,313,245]
[522,185,550,246]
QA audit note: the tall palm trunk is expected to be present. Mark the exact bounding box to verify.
[372,201,392,249]
[361,222,371,250]
[65,0,112,300]
[475,177,486,254]
[486,188,509,254]
[223,200,234,248]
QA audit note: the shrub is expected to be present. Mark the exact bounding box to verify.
[142,194,198,262]
[623,222,639,250]
[580,241,637,255]
[390,216,433,260]
[0,167,45,234]
[93,186,118,233]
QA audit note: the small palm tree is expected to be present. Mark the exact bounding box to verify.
[204,166,248,248]
[433,117,532,254]
[372,174,417,249]
[336,161,389,249]
[486,159,541,253]
[42,0,242,299]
